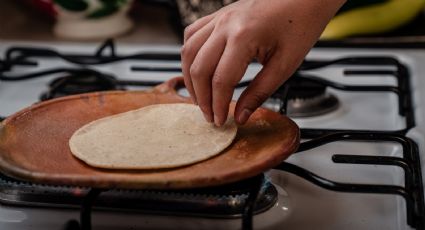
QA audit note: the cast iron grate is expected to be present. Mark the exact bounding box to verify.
[0,39,414,134]
[279,131,425,229]
[0,172,276,218]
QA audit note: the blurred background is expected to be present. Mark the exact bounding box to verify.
[1,0,425,47]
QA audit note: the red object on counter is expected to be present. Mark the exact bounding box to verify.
[26,0,57,19]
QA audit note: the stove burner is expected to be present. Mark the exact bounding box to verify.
[283,74,340,117]
[287,93,339,117]
[40,71,120,101]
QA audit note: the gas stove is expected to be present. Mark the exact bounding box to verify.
[0,39,424,230]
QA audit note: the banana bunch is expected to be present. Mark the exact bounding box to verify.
[320,0,425,40]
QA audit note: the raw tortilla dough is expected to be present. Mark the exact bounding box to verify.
[69,103,238,169]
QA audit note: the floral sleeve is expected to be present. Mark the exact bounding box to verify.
[176,0,237,26]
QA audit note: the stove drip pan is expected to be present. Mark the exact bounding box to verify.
[266,74,340,117]
[0,173,278,218]
[287,93,339,117]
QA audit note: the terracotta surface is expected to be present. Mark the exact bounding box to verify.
[0,77,300,190]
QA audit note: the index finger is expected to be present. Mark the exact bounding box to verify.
[211,44,252,126]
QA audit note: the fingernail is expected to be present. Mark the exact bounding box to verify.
[191,96,198,105]
[214,115,220,126]
[203,112,213,123]
[238,109,252,124]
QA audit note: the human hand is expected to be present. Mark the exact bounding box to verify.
[181,0,345,126]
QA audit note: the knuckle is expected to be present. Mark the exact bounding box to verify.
[228,28,257,57]
[189,65,202,79]
[181,45,188,57]
[183,24,195,40]
[216,11,234,26]
[233,28,248,41]
[182,75,191,85]
[212,76,225,89]
[212,72,237,90]
[231,25,251,41]
[181,44,194,58]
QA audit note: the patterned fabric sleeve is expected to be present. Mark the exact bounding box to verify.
[176,0,237,26]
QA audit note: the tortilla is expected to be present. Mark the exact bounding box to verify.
[69,103,238,169]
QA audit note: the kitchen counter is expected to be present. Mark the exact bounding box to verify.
[0,0,181,44]
[2,1,425,48]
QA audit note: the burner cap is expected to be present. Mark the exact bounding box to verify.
[285,74,327,100]
[287,93,339,117]
[40,71,120,101]
[272,74,340,117]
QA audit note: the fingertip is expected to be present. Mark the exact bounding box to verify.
[236,108,252,125]
[187,89,197,105]
[214,114,225,127]
[190,96,198,105]
[214,115,220,126]
[203,112,213,123]
[199,105,213,123]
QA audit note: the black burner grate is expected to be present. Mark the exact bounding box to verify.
[280,131,425,229]
[0,40,415,133]
[274,56,415,134]
[0,40,424,230]
[0,172,276,218]
[40,70,121,101]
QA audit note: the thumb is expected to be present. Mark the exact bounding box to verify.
[235,54,289,125]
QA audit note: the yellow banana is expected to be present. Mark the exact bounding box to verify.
[321,0,425,40]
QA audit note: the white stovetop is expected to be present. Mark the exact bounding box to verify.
[0,41,424,230]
